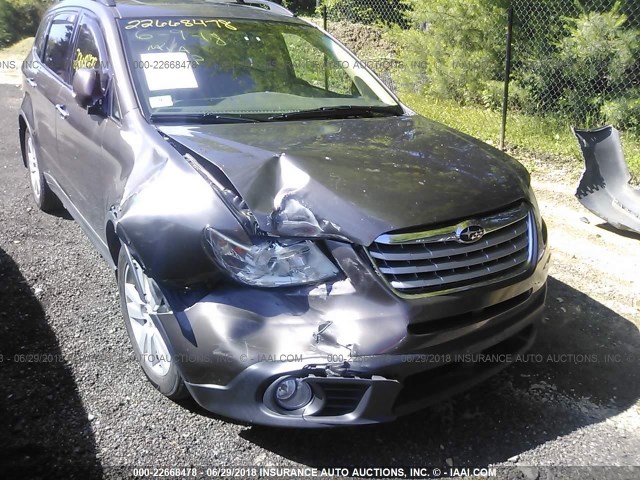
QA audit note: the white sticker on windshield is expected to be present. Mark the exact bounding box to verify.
[149,95,174,109]
[140,52,198,91]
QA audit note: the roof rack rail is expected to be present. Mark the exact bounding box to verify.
[58,0,116,5]
[233,0,294,16]
[67,0,293,14]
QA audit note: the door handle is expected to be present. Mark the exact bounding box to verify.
[55,104,69,119]
[25,77,37,88]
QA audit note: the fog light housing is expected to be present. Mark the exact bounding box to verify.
[274,377,313,411]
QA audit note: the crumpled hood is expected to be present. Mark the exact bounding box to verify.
[160,115,530,246]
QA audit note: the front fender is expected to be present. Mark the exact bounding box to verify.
[114,153,251,285]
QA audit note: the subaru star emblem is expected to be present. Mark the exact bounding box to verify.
[457,225,485,243]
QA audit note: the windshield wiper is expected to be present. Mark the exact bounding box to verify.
[267,105,403,121]
[150,112,262,124]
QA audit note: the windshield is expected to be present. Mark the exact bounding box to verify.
[118,17,401,122]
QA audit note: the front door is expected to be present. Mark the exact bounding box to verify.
[55,13,111,234]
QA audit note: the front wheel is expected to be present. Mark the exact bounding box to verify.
[117,248,189,400]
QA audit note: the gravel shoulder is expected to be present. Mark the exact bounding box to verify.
[0,84,638,479]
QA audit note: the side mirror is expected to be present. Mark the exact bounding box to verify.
[72,68,101,108]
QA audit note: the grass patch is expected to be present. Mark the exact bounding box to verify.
[400,91,640,182]
[0,37,34,59]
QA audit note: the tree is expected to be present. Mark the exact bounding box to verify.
[395,0,508,102]
[0,0,50,47]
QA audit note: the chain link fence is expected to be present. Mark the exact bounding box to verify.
[322,0,409,27]
[279,0,640,140]
[511,0,640,130]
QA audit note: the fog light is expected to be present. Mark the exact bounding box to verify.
[274,377,313,411]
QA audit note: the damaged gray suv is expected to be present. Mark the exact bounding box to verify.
[19,0,550,427]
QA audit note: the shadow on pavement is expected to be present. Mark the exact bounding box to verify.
[596,223,640,241]
[0,247,102,478]
[242,276,640,466]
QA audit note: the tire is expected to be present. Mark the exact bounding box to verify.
[117,248,189,400]
[24,129,62,213]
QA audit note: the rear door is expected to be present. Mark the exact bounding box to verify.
[22,13,51,157]
[30,10,78,184]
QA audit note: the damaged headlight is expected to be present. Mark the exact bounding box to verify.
[204,227,339,287]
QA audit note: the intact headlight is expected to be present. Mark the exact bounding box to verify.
[204,227,339,287]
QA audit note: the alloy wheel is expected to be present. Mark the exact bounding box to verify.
[123,262,172,377]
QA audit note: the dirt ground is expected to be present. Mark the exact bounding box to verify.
[0,38,32,85]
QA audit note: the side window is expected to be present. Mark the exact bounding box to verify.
[43,12,77,83]
[33,16,50,59]
[71,22,101,80]
[73,16,112,98]
[282,33,354,96]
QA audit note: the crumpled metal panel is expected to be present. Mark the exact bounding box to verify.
[574,126,640,234]
[111,123,252,284]
[159,115,531,247]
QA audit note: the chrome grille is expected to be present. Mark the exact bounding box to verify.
[368,203,534,296]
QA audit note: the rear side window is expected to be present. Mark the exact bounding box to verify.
[43,12,77,83]
[33,16,50,59]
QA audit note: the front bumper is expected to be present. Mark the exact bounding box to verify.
[152,237,550,427]
[186,321,539,428]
